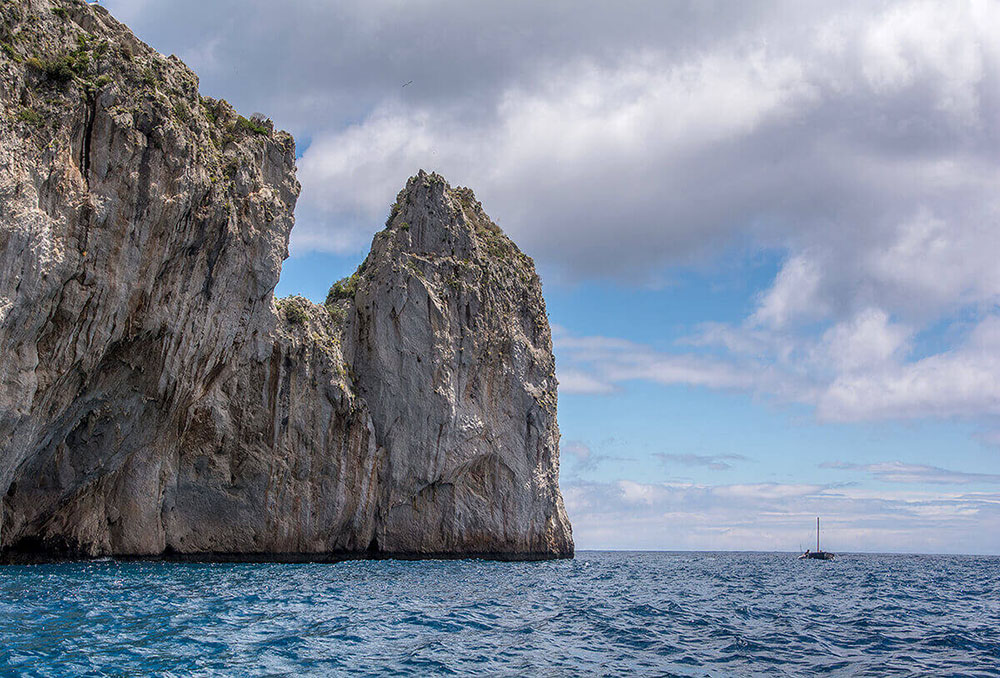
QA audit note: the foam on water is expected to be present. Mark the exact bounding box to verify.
[2,551,998,676]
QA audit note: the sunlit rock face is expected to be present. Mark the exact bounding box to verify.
[344,171,573,558]
[0,0,571,561]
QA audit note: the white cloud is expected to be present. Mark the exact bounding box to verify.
[555,331,770,396]
[821,460,1000,485]
[864,209,1000,317]
[816,308,911,374]
[282,0,1000,429]
[563,478,1000,553]
[558,310,1000,425]
[751,255,826,329]
[100,0,1000,430]
[289,43,818,263]
[119,0,993,292]
[655,453,749,471]
[817,316,1000,421]
[556,368,616,396]
[284,0,1000,286]
[104,0,1000,286]
[858,0,987,122]
[618,480,661,506]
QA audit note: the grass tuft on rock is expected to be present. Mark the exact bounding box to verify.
[17,108,42,126]
[1,41,21,63]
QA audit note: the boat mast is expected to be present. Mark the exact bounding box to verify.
[816,517,820,552]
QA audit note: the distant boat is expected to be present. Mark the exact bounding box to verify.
[799,517,835,560]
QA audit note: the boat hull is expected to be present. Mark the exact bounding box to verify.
[799,551,835,560]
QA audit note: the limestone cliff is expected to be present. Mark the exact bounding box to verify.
[0,0,572,560]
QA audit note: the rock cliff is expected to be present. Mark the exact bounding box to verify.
[0,0,572,560]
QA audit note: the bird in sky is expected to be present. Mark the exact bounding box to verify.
[402,80,413,88]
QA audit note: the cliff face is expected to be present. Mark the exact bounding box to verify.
[0,0,571,560]
[346,174,570,556]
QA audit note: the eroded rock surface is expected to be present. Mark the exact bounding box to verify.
[345,173,571,556]
[0,0,572,561]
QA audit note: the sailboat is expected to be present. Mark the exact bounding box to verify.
[799,517,835,560]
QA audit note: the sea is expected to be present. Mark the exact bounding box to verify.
[1,551,998,677]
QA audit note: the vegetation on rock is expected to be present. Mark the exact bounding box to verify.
[16,108,42,126]
[236,114,270,136]
[326,271,361,306]
[280,298,310,325]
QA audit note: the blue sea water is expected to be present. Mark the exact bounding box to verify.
[1,551,999,677]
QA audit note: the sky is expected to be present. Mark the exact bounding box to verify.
[102,0,1000,554]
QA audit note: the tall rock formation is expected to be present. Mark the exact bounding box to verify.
[0,0,572,560]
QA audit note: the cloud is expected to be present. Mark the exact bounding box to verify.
[655,453,749,471]
[814,308,911,374]
[561,440,599,473]
[103,0,1000,279]
[556,369,618,396]
[557,309,1000,425]
[751,256,826,329]
[560,439,634,476]
[554,330,777,396]
[820,460,1000,485]
[563,478,1000,553]
[973,430,1000,448]
[562,440,593,465]
[816,316,1000,421]
[101,1,1000,430]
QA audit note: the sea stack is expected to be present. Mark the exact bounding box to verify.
[0,0,572,560]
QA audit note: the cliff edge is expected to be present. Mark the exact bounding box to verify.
[0,0,572,560]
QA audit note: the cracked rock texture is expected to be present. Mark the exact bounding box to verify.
[0,0,572,560]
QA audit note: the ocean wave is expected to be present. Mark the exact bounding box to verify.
[2,552,998,676]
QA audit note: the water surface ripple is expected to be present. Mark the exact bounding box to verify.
[2,551,999,676]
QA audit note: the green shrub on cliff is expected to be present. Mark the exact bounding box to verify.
[326,272,360,306]
[282,301,309,325]
[385,201,401,227]
[17,108,42,126]
[27,54,75,84]
[327,306,347,324]
[140,67,157,87]
[26,34,108,90]
[236,115,269,136]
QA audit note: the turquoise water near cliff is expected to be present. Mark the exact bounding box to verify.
[2,551,998,676]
